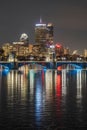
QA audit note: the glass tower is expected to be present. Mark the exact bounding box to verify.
[47,23,54,44]
[35,20,48,44]
[35,19,54,46]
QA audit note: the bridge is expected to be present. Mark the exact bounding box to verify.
[0,60,87,70]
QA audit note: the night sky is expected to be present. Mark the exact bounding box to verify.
[0,0,87,53]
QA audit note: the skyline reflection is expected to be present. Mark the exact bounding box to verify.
[2,67,87,105]
[0,66,87,129]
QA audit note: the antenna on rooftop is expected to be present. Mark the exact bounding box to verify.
[40,17,42,23]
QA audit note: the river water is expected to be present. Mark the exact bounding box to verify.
[0,66,87,129]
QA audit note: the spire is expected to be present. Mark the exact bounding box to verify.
[40,17,42,24]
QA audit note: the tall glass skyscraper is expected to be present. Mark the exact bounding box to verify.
[47,23,54,44]
[35,19,54,45]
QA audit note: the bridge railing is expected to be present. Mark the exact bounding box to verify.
[0,60,86,69]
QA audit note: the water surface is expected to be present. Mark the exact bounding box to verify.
[0,66,87,129]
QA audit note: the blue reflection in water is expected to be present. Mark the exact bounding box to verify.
[43,67,47,73]
[35,71,43,126]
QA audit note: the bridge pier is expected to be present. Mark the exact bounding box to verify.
[53,61,57,69]
[12,62,18,69]
[49,61,57,69]
[83,63,87,69]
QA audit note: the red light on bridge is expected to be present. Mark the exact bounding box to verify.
[57,66,62,71]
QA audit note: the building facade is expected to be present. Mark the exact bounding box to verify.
[84,49,87,57]
[35,23,47,44]
[47,23,54,44]
[35,20,54,45]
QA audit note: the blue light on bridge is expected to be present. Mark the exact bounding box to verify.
[2,68,10,76]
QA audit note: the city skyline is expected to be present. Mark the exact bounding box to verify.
[0,0,87,53]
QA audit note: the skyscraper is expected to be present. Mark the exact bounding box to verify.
[35,19,54,45]
[35,19,48,44]
[47,23,54,44]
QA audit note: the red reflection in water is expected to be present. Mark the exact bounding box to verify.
[57,66,62,97]
[56,74,61,97]
[56,67,62,124]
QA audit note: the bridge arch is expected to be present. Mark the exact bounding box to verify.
[17,61,54,69]
[0,63,10,69]
[56,62,86,69]
[18,62,48,69]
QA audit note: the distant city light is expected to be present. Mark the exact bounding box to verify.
[13,42,24,45]
[47,23,53,26]
[50,45,55,48]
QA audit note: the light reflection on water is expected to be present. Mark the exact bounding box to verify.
[0,66,87,129]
